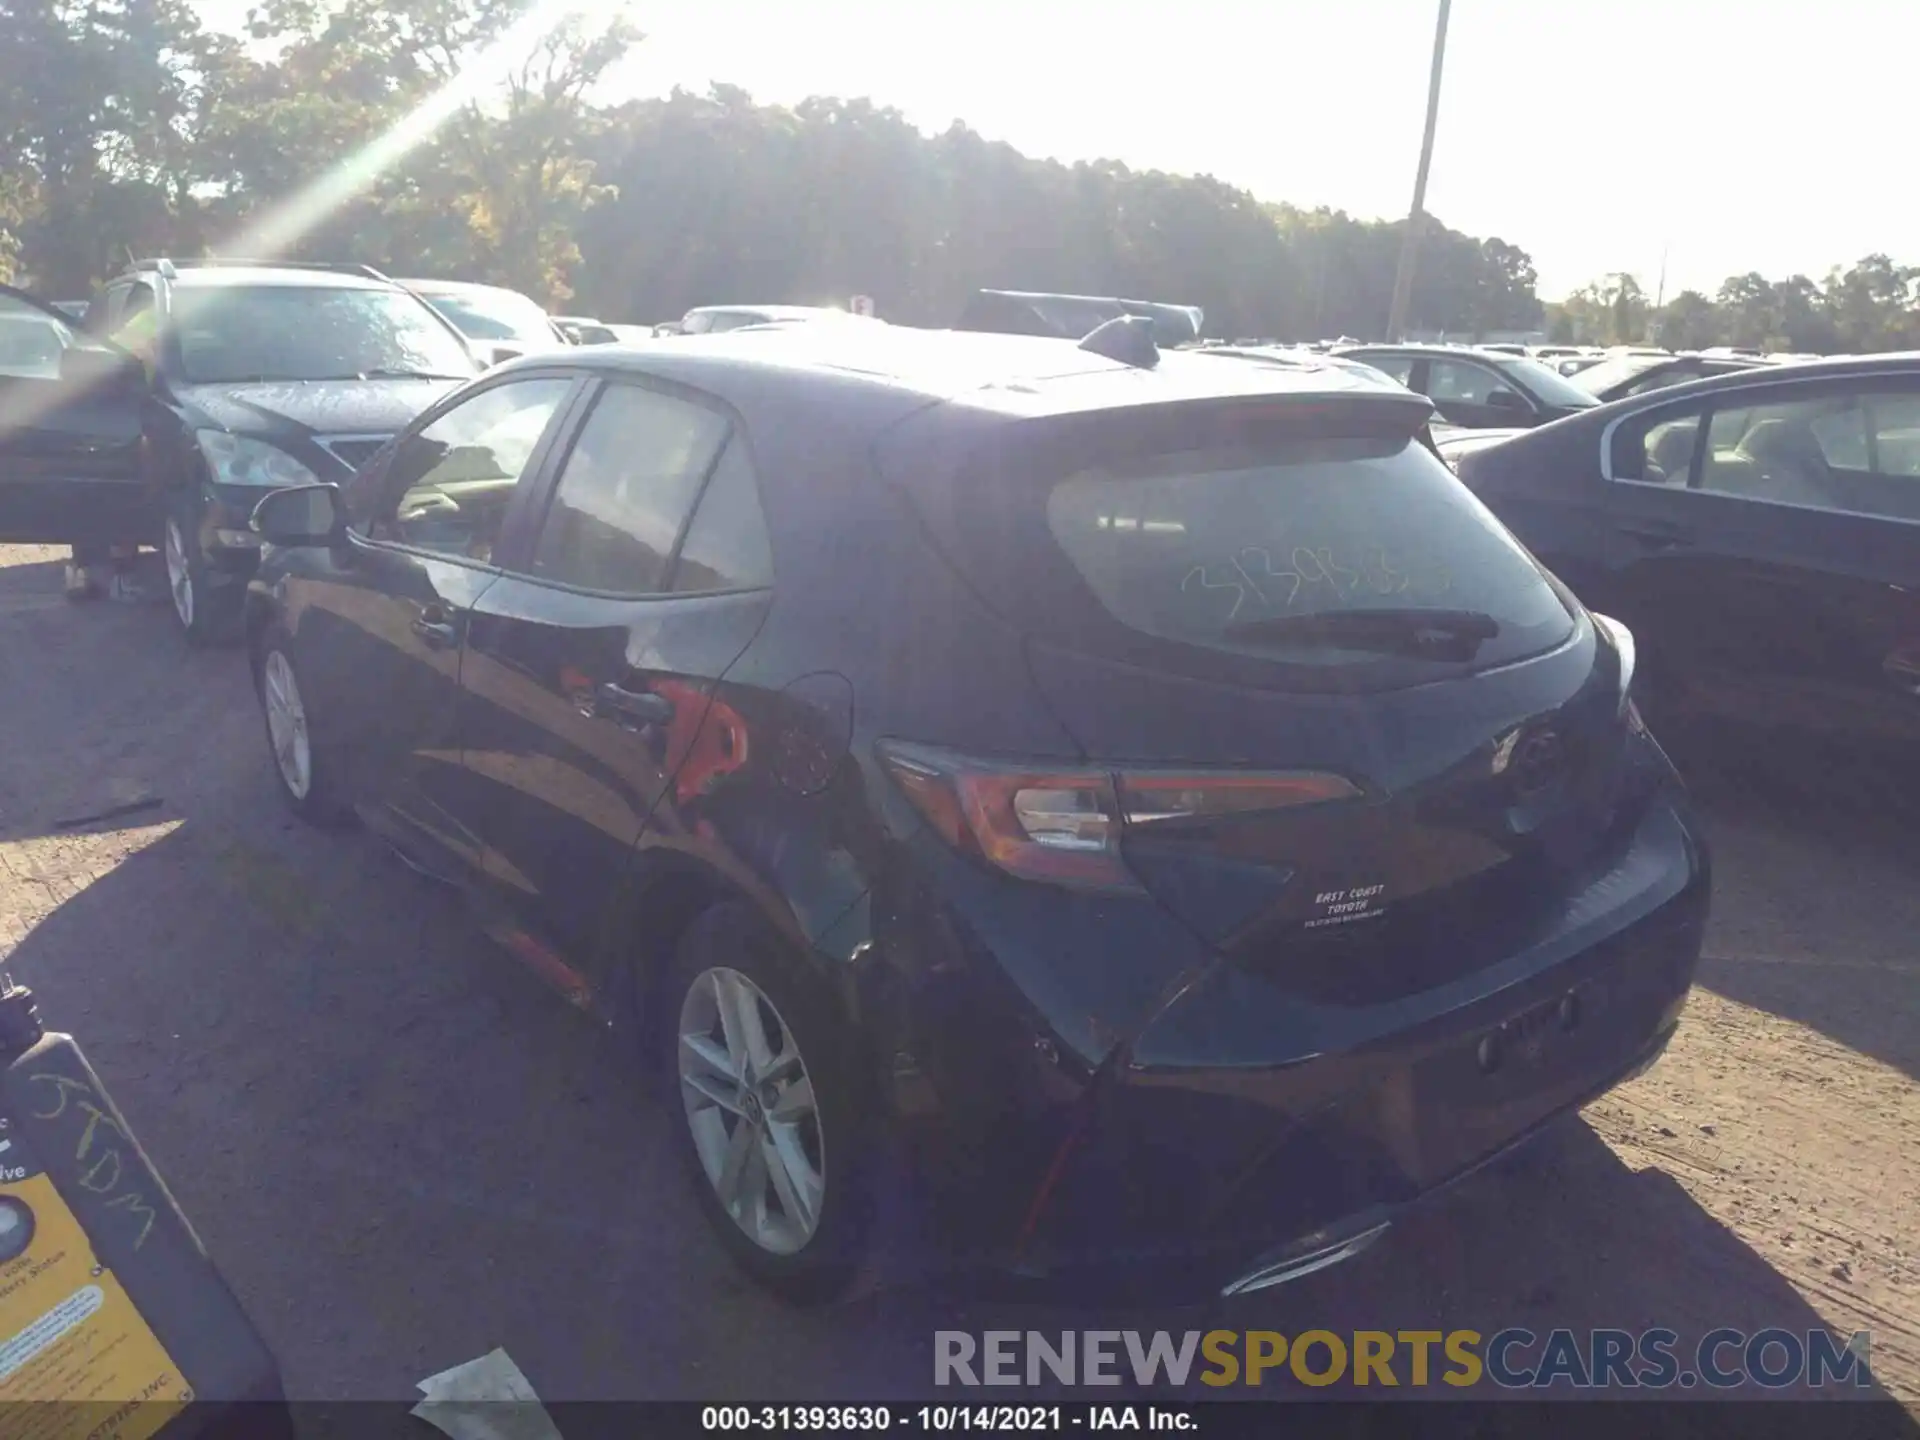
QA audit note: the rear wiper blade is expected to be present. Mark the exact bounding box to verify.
[1221,608,1501,656]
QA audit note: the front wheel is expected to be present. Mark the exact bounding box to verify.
[164,511,240,646]
[663,904,872,1303]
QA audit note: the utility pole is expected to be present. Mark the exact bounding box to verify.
[1649,242,1669,344]
[1385,0,1453,341]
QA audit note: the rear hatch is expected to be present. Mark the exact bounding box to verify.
[897,393,1637,1007]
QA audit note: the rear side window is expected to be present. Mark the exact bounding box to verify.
[671,439,774,592]
[1042,435,1571,675]
[530,382,729,593]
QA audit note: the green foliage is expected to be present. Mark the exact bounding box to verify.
[1555,262,1918,355]
[0,0,1541,332]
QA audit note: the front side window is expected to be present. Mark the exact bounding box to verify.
[1358,353,1415,385]
[528,383,730,593]
[0,294,72,378]
[168,285,475,384]
[1427,359,1512,407]
[370,378,571,560]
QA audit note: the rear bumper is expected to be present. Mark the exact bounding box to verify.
[889,792,1708,1296]
[1214,1011,1680,1300]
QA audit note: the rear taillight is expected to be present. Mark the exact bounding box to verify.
[877,741,1357,892]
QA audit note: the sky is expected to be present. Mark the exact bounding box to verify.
[190,0,1911,300]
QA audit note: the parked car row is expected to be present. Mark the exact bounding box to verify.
[0,259,768,642]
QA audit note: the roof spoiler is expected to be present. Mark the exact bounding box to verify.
[956,289,1204,346]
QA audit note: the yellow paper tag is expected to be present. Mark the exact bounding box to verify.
[0,1172,190,1440]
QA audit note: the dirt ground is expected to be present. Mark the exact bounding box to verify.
[0,540,1914,1408]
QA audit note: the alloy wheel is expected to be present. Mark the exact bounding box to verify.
[261,650,312,800]
[677,966,826,1256]
[164,518,194,630]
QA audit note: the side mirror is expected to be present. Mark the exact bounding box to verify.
[252,483,345,547]
[57,346,144,393]
[1484,388,1529,412]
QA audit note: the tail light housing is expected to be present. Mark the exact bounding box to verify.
[1592,612,1646,732]
[877,741,1357,892]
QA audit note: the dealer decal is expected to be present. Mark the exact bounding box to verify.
[1304,882,1387,929]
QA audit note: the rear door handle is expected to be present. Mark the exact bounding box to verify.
[411,616,458,649]
[597,682,674,727]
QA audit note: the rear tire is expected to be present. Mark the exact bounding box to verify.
[255,627,353,828]
[660,903,872,1303]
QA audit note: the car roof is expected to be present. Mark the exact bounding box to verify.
[686,304,843,319]
[161,267,391,290]
[1336,342,1527,361]
[397,278,537,299]
[504,324,1427,422]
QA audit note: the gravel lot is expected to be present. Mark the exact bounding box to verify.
[0,542,1913,1410]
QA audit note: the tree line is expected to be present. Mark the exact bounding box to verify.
[1550,263,1920,354]
[4,0,1915,352]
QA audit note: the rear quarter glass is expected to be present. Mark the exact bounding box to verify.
[905,401,1575,695]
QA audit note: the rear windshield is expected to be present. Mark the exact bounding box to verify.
[1567,353,1669,395]
[914,413,1575,693]
[1493,355,1601,408]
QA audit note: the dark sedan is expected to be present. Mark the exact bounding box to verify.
[242,321,1707,1301]
[1450,354,1920,778]
[1335,343,1603,429]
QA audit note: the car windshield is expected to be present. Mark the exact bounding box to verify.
[1566,354,1671,395]
[1492,354,1601,408]
[170,285,476,384]
[418,287,555,342]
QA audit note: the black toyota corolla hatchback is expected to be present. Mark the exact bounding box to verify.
[242,321,1710,1301]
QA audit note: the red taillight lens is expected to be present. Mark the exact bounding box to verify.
[878,741,1357,892]
[878,744,1131,890]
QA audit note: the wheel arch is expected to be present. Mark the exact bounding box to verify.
[604,849,871,1068]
